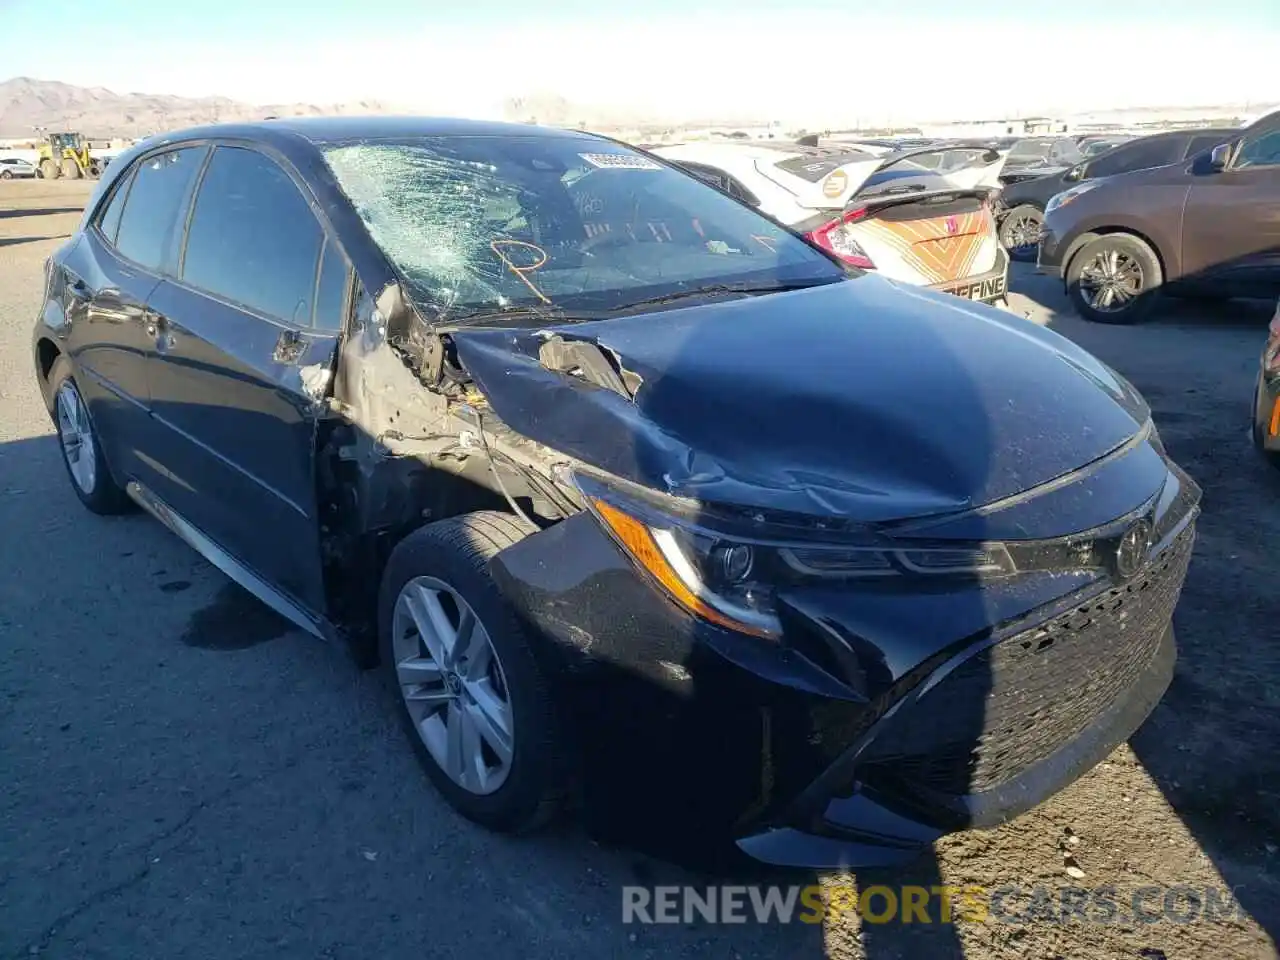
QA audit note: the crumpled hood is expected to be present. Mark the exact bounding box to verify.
[450,275,1150,523]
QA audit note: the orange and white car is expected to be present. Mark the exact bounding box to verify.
[652,140,1011,308]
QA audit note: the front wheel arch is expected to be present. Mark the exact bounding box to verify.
[1063,227,1169,289]
[1065,232,1164,324]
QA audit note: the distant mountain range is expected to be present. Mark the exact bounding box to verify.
[0,76,393,139]
[4,76,1270,142]
[0,76,780,140]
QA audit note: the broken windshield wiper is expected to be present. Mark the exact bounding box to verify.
[605,279,837,315]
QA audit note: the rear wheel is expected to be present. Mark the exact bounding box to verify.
[998,204,1044,261]
[378,511,568,833]
[39,158,59,180]
[60,157,82,180]
[1066,234,1163,324]
[48,358,132,515]
[0,170,11,180]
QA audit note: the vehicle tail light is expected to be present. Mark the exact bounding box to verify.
[807,207,875,269]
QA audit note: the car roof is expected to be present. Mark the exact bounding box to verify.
[1125,127,1237,141]
[136,116,603,154]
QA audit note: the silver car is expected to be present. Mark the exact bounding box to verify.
[0,157,37,179]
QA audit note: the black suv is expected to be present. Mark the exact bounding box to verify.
[33,117,1200,868]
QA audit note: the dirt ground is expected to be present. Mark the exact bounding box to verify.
[1,178,1277,960]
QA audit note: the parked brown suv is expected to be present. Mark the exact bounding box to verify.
[1039,110,1280,323]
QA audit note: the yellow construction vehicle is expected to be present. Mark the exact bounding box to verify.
[36,133,100,180]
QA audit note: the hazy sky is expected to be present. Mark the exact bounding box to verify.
[2,0,1278,122]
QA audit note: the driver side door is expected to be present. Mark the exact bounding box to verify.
[1182,125,1280,293]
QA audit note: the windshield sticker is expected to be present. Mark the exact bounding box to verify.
[579,153,662,171]
[822,169,849,198]
[490,240,551,304]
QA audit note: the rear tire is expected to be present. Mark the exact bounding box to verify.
[998,204,1044,262]
[0,170,11,180]
[48,357,132,515]
[60,157,82,180]
[378,511,568,834]
[1066,234,1163,324]
[39,159,58,180]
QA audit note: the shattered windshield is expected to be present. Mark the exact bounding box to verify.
[322,135,842,322]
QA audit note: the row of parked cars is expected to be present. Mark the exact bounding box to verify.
[634,115,1277,330]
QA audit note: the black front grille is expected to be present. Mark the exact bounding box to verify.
[862,525,1195,797]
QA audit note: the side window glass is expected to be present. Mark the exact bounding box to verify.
[1236,130,1280,170]
[1186,135,1229,159]
[182,146,323,324]
[114,147,206,272]
[1088,138,1181,178]
[96,170,134,244]
[313,238,351,333]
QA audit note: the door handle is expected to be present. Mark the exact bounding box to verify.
[273,328,305,364]
[145,312,176,351]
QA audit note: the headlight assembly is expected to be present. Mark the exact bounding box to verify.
[1045,181,1099,215]
[581,481,1017,640]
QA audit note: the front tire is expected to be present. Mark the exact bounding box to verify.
[378,511,568,833]
[60,157,82,180]
[1066,233,1163,324]
[48,358,132,515]
[998,204,1045,262]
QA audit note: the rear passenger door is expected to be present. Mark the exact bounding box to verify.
[143,144,349,616]
[58,146,208,489]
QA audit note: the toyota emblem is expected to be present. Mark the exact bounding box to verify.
[1114,520,1152,580]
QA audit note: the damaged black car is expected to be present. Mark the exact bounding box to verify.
[32,117,1200,868]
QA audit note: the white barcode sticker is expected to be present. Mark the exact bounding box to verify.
[579,153,662,170]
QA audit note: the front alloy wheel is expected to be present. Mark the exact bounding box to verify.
[999,205,1045,261]
[378,511,568,833]
[1066,234,1163,324]
[391,576,515,795]
[1078,248,1144,314]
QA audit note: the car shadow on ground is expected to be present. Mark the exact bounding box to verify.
[1010,264,1280,948]
[0,207,84,220]
[0,235,70,248]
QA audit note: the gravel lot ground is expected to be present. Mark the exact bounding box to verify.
[2,179,1277,960]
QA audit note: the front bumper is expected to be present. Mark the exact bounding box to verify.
[1036,218,1085,278]
[489,460,1199,868]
